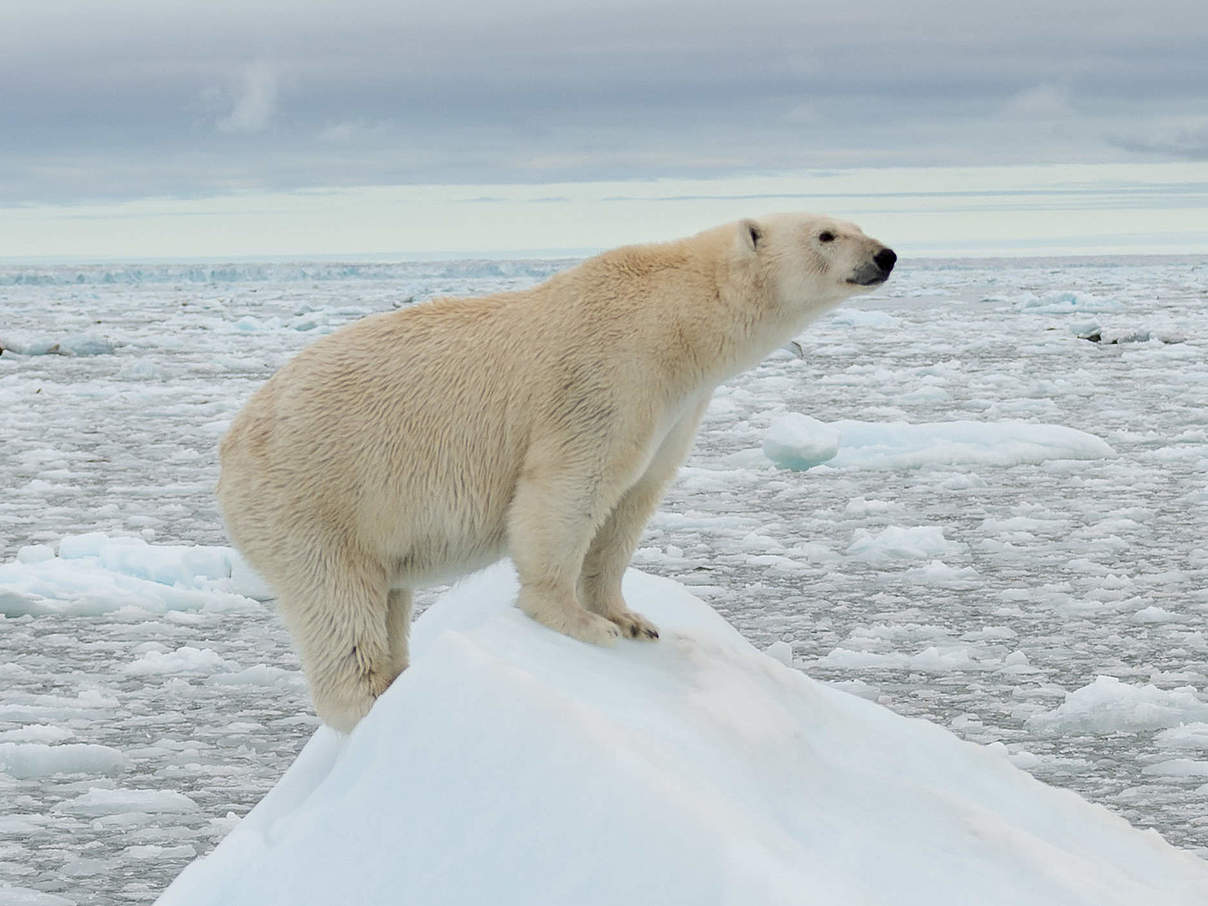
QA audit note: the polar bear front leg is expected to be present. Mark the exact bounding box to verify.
[578,480,664,640]
[507,470,622,646]
[580,399,709,639]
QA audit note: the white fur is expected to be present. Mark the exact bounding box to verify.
[217,213,893,730]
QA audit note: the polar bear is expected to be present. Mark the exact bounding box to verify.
[217,213,895,730]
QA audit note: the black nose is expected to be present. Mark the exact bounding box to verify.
[874,248,897,274]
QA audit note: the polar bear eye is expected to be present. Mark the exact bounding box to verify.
[818,231,835,243]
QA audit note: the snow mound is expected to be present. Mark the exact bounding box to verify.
[159,565,1208,906]
[0,534,270,616]
[1027,676,1208,734]
[824,419,1114,470]
[762,413,840,470]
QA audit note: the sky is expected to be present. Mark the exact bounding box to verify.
[3,0,1207,259]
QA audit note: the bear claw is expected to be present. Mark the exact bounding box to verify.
[607,610,660,641]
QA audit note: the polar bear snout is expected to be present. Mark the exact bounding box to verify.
[848,246,897,286]
[874,247,897,275]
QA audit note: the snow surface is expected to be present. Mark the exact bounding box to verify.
[1,254,1207,905]
[158,565,1208,906]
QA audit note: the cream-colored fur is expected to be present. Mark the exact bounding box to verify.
[217,213,894,730]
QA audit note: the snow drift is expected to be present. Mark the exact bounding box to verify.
[157,565,1208,906]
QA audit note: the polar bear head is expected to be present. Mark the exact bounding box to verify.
[737,212,896,316]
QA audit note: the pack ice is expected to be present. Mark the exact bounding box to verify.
[762,417,1115,471]
[0,533,269,617]
[158,564,1208,906]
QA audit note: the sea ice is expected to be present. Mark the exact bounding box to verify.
[824,308,901,328]
[846,525,967,562]
[816,644,988,672]
[129,844,199,861]
[762,413,840,470]
[1027,676,1208,733]
[0,535,265,617]
[0,725,75,744]
[124,647,234,676]
[53,788,199,818]
[1017,290,1125,313]
[15,545,55,564]
[1156,724,1208,751]
[765,640,794,665]
[157,566,1208,906]
[901,559,980,584]
[0,742,128,780]
[0,331,115,356]
[824,420,1115,470]
[1132,605,1180,623]
[56,333,117,356]
[2,254,1206,901]
[1142,760,1208,778]
[0,888,75,906]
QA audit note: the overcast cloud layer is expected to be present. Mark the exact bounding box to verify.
[4,0,1208,206]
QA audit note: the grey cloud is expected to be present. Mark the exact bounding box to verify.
[2,0,1207,204]
[1108,121,1208,161]
[214,62,280,134]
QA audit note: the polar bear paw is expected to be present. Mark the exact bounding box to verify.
[549,608,623,645]
[605,608,660,640]
[518,589,623,646]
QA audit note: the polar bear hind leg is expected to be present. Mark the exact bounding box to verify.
[276,553,398,733]
[386,587,413,677]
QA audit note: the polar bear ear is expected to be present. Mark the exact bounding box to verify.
[739,219,763,253]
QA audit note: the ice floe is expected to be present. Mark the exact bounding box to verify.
[158,566,1208,906]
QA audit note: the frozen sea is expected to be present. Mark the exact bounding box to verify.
[1,253,1207,904]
